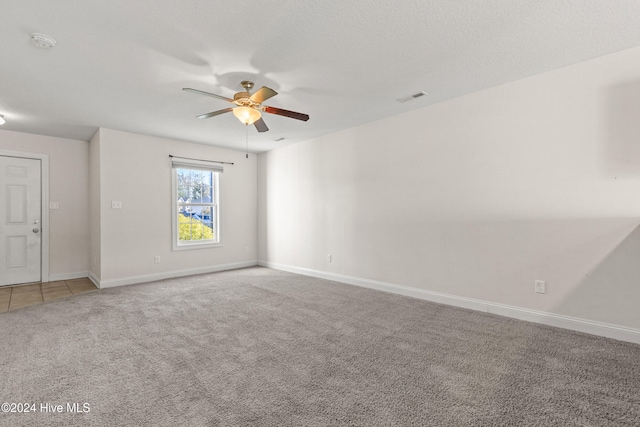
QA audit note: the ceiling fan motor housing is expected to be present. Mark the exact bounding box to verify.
[234,92,252,102]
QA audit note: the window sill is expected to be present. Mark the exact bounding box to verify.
[173,241,223,251]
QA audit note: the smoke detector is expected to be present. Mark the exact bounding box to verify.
[30,33,56,49]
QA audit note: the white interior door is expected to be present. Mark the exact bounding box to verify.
[0,155,42,286]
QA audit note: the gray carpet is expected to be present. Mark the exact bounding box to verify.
[1,267,639,426]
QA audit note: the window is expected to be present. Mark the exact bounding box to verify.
[171,158,222,250]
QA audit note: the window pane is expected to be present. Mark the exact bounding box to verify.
[177,210,214,242]
[200,206,210,220]
[177,168,213,204]
[202,221,214,240]
[178,212,192,241]
[192,171,201,200]
[177,169,190,201]
[194,222,206,240]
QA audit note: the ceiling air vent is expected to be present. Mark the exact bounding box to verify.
[397,91,428,103]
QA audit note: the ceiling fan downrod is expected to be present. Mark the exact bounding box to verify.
[240,81,255,92]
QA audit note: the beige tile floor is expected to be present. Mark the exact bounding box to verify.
[0,278,98,312]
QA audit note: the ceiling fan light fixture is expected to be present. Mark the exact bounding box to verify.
[233,106,261,125]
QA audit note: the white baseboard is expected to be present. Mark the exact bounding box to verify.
[87,271,100,288]
[93,261,258,289]
[258,260,640,345]
[48,271,89,282]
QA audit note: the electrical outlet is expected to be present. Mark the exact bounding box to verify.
[111,200,122,209]
[535,280,546,294]
[154,255,161,264]
[327,254,332,263]
[49,202,60,209]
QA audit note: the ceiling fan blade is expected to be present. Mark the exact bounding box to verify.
[183,88,234,103]
[250,86,278,104]
[254,117,269,132]
[263,106,309,121]
[196,108,233,119]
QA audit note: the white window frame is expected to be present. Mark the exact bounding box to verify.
[171,158,223,251]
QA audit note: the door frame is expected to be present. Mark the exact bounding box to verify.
[0,149,50,283]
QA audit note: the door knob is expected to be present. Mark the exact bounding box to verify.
[33,228,40,233]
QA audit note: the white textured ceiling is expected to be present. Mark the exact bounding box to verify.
[2,1,640,152]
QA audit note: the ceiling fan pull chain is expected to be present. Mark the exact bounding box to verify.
[246,124,249,159]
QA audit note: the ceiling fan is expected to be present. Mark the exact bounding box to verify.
[183,81,309,133]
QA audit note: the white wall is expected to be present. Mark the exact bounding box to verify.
[88,129,102,281]
[258,46,640,331]
[93,128,257,286]
[0,129,90,279]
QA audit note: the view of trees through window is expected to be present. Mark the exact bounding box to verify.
[176,168,217,242]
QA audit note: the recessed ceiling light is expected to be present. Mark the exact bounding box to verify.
[30,33,56,49]
[0,115,5,125]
